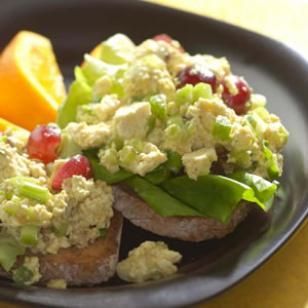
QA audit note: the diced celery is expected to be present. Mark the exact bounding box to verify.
[59,133,82,158]
[213,115,232,141]
[20,225,39,246]
[82,54,127,86]
[193,83,212,101]
[100,34,135,64]
[246,112,267,137]
[18,182,50,204]
[175,84,193,105]
[7,177,51,204]
[263,142,280,179]
[149,94,167,121]
[253,107,270,121]
[57,67,92,128]
[165,124,182,140]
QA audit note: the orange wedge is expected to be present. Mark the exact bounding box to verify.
[0,117,26,132]
[0,31,66,130]
[90,44,102,58]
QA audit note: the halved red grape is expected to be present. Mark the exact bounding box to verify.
[222,75,251,115]
[153,33,184,52]
[27,124,61,164]
[153,34,173,43]
[177,66,217,91]
[51,155,92,191]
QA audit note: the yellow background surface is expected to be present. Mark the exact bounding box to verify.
[1,1,308,307]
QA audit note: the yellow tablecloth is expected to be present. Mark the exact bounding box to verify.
[1,1,308,307]
[147,1,308,308]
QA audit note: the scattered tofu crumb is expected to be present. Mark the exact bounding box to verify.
[47,279,67,289]
[116,241,182,283]
[23,257,42,286]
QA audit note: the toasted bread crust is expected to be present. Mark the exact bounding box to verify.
[0,211,123,286]
[113,186,249,242]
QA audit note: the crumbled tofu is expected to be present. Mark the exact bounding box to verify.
[230,123,256,152]
[263,121,289,151]
[77,95,122,124]
[135,39,189,76]
[116,241,182,283]
[47,279,67,289]
[0,143,33,183]
[61,175,93,202]
[98,145,120,173]
[0,194,53,227]
[123,54,175,100]
[113,102,151,139]
[65,122,111,149]
[118,140,167,176]
[35,232,70,255]
[182,148,217,180]
[92,75,113,100]
[58,176,114,248]
[4,128,30,152]
[191,55,231,80]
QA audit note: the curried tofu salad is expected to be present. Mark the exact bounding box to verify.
[0,33,288,287]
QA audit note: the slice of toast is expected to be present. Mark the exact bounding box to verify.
[0,211,123,286]
[113,186,249,242]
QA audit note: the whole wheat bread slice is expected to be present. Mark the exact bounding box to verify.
[113,186,249,242]
[0,211,123,286]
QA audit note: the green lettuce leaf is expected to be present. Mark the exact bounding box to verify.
[0,234,25,272]
[162,174,277,222]
[161,175,254,222]
[125,176,202,217]
[230,172,277,211]
[57,67,92,128]
[88,156,132,184]
[82,54,126,86]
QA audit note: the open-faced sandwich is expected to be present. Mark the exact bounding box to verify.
[0,33,288,287]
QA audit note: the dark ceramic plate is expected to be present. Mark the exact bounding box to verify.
[0,0,307,307]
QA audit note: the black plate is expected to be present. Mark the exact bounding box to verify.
[0,0,307,307]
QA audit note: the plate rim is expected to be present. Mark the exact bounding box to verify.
[0,0,307,306]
